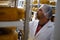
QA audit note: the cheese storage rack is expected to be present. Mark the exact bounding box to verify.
[0,0,25,40]
[0,0,31,40]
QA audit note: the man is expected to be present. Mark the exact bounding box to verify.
[28,4,54,40]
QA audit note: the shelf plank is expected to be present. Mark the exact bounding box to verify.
[0,21,24,30]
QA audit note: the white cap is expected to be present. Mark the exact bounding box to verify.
[39,4,52,19]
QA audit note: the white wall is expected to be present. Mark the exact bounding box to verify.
[49,0,57,2]
[54,0,60,40]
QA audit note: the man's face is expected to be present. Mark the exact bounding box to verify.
[36,9,45,19]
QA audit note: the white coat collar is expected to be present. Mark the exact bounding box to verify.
[35,20,53,36]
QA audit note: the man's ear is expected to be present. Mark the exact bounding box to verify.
[44,13,49,19]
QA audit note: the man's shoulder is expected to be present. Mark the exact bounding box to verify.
[44,20,54,28]
[29,20,39,24]
[29,20,39,27]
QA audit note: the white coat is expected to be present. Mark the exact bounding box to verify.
[28,20,54,40]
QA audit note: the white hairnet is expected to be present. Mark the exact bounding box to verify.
[39,4,52,19]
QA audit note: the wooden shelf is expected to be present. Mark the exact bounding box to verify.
[32,4,56,7]
[0,21,24,30]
